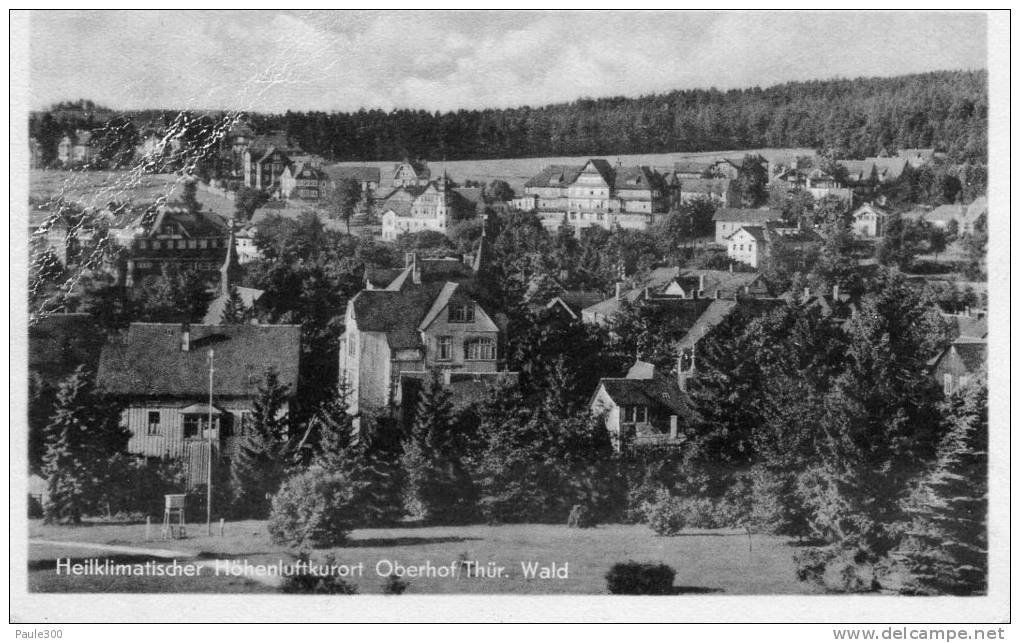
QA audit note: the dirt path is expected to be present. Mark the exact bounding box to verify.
[29,539,283,588]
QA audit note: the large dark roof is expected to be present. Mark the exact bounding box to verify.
[134,205,229,239]
[96,323,301,398]
[713,208,782,223]
[524,165,584,189]
[597,377,690,418]
[950,340,987,373]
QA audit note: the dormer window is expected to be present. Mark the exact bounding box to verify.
[448,303,475,323]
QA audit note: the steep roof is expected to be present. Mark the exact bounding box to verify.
[202,287,264,325]
[839,160,875,182]
[524,165,584,189]
[950,339,987,373]
[675,300,738,351]
[869,156,908,181]
[952,315,988,340]
[135,204,229,238]
[96,323,301,398]
[615,165,665,191]
[712,208,782,223]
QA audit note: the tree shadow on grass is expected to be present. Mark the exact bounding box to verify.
[345,536,482,548]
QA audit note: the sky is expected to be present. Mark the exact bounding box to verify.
[26,11,988,114]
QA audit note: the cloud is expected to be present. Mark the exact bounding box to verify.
[28,10,987,113]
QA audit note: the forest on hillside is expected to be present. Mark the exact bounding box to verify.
[262,70,987,163]
[31,70,987,166]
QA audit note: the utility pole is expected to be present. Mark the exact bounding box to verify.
[206,348,215,536]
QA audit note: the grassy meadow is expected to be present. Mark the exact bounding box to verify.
[28,519,816,595]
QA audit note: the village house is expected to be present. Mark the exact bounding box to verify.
[71,129,95,164]
[929,338,986,397]
[850,202,890,238]
[898,148,936,168]
[924,196,987,234]
[279,162,329,200]
[95,322,301,486]
[338,249,511,418]
[57,135,73,165]
[121,201,231,287]
[521,159,677,234]
[838,156,911,189]
[29,137,43,169]
[379,174,484,241]
[673,160,713,179]
[580,267,769,325]
[590,360,689,451]
[712,207,783,244]
[325,165,382,194]
[726,223,823,270]
[391,158,432,188]
[678,177,738,207]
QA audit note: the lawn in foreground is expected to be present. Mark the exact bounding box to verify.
[29,520,817,594]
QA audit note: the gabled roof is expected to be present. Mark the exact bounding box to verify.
[952,315,988,340]
[728,225,768,243]
[851,202,891,218]
[524,164,584,189]
[950,339,987,373]
[839,160,875,182]
[615,165,664,191]
[96,323,301,398]
[869,157,908,181]
[712,208,782,223]
[675,299,739,351]
[324,165,381,184]
[202,286,264,325]
[134,204,229,239]
[925,203,966,223]
[418,282,460,331]
[595,377,690,418]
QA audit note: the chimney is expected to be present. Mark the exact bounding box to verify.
[832,284,840,300]
[412,253,421,285]
[643,286,650,300]
[803,286,811,300]
[180,323,191,352]
[698,274,705,293]
[729,262,733,274]
[615,282,624,300]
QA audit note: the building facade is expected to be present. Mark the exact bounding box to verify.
[95,323,301,485]
[521,159,677,233]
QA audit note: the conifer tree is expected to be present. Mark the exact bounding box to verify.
[41,366,129,523]
[890,383,988,595]
[231,368,291,518]
[401,370,475,523]
[219,285,250,325]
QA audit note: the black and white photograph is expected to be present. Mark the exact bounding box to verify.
[9,9,1008,626]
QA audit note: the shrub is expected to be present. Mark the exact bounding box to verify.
[268,466,357,549]
[567,503,596,528]
[605,561,676,595]
[28,494,44,519]
[279,554,358,594]
[645,491,686,536]
[382,574,409,595]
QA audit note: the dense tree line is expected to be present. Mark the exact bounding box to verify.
[256,70,986,164]
[32,70,986,169]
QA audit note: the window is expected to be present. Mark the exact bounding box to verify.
[147,411,161,435]
[183,414,217,439]
[636,407,648,423]
[623,406,635,423]
[943,373,953,396]
[448,303,475,323]
[465,338,496,361]
[437,336,453,360]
